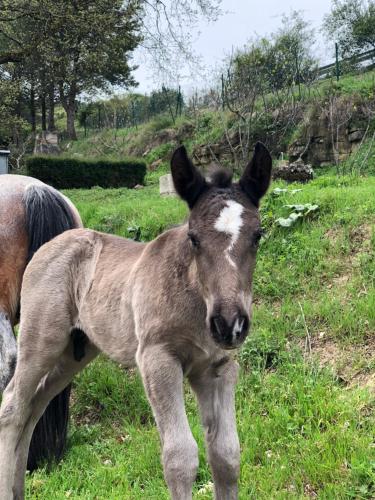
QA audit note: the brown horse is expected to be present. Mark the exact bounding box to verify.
[0,143,272,499]
[0,174,82,471]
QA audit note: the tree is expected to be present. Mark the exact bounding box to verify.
[0,0,142,140]
[0,0,222,140]
[228,11,317,99]
[0,74,27,148]
[37,0,142,140]
[136,0,222,83]
[267,11,317,92]
[324,0,375,57]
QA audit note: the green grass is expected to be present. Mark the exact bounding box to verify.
[25,173,375,499]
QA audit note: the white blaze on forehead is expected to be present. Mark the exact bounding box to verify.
[214,200,244,267]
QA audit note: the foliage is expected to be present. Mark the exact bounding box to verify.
[78,88,183,132]
[0,0,221,142]
[324,0,375,58]
[26,156,146,189]
[276,203,319,227]
[0,0,142,139]
[229,10,317,97]
[0,76,27,147]
[137,0,222,80]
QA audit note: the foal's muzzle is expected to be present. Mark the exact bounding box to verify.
[209,309,250,350]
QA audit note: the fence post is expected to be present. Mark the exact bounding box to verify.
[176,85,183,117]
[335,42,340,82]
[131,100,136,128]
[221,73,225,110]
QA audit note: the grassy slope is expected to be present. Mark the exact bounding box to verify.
[26,172,375,499]
[59,69,375,161]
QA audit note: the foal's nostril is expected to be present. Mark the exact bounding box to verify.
[233,315,249,338]
[210,315,225,338]
[210,312,250,348]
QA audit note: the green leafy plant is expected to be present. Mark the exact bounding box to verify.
[272,187,302,196]
[277,203,319,227]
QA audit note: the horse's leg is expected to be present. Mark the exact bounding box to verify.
[189,359,240,500]
[12,340,99,500]
[0,326,71,499]
[0,311,17,392]
[137,345,198,500]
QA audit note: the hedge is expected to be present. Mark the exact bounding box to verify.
[26,156,146,189]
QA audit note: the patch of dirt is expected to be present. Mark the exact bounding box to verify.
[349,224,373,250]
[352,372,375,391]
[325,223,374,290]
[332,274,350,287]
[301,336,375,391]
[304,483,318,498]
[324,227,343,243]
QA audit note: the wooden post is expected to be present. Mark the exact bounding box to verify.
[221,74,225,110]
[335,42,340,82]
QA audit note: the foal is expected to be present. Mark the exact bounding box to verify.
[0,143,272,499]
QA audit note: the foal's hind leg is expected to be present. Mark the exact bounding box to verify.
[0,324,72,499]
[12,340,98,500]
[189,359,240,500]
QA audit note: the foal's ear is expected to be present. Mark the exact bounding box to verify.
[171,146,207,208]
[239,142,272,206]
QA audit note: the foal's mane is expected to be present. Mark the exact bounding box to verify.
[208,168,233,189]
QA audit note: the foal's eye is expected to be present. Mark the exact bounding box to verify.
[188,232,200,249]
[252,229,264,247]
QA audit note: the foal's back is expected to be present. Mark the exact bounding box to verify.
[21,228,146,365]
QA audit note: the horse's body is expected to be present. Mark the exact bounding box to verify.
[0,174,82,470]
[0,144,272,499]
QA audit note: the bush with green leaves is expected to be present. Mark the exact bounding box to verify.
[26,156,146,189]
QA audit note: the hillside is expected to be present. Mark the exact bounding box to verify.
[25,173,375,499]
[54,70,375,182]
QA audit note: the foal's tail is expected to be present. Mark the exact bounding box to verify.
[23,184,82,471]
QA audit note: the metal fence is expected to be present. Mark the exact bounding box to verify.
[317,46,375,80]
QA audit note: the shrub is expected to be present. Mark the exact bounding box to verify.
[26,156,146,189]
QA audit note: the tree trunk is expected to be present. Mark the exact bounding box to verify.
[30,84,36,133]
[59,82,77,140]
[66,102,77,140]
[48,82,55,131]
[41,94,47,131]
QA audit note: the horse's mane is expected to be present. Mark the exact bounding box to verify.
[209,168,233,189]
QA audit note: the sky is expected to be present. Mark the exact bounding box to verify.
[132,0,334,95]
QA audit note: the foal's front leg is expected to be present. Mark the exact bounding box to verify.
[189,358,240,500]
[137,344,198,500]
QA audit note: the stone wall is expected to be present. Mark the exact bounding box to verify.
[288,101,370,167]
[288,117,366,166]
[192,98,372,170]
[34,131,60,155]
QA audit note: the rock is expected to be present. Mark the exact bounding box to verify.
[348,130,364,143]
[149,159,163,171]
[177,122,194,138]
[273,159,314,183]
[192,141,234,167]
[34,131,60,155]
[159,174,176,196]
[134,184,144,190]
[154,128,178,145]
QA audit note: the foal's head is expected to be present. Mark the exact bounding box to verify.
[171,142,272,350]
